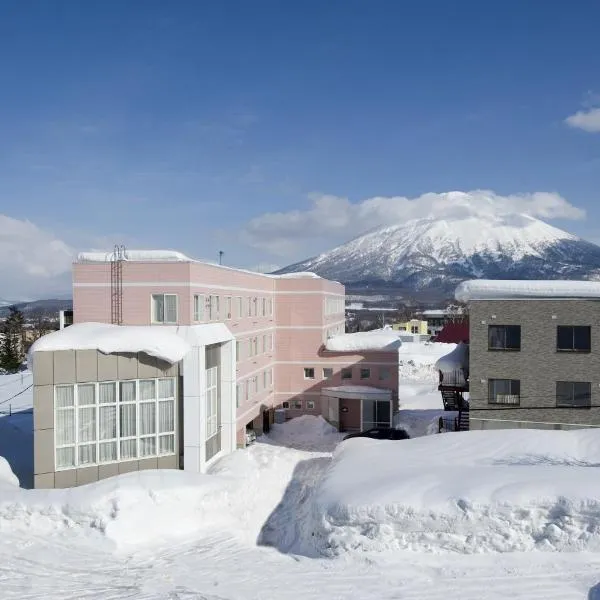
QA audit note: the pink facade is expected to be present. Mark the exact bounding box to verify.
[72,256,399,435]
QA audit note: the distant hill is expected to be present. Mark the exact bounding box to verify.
[0,298,72,318]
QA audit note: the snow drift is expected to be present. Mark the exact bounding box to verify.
[325,328,401,352]
[306,428,600,556]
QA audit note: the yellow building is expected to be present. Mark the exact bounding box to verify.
[392,319,429,335]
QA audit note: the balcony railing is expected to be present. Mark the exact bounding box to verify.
[438,369,469,390]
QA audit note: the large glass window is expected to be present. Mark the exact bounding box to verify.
[488,379,520,405]
[488,325,521,350]
[556,381,591,408]
[54,377,177,470]
[362,399,390,429]
[557,326,591,352]
[152,294,178,324]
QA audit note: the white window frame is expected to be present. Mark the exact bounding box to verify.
[209,295,220,321]
[323,367,333,380]
[53,378,177,471]
[193,294,205,322]
[151,293,178,324]
[282,401,290,409]
[225,296,232,320]
[206,366,219,440]
[304,368,315,380]
[236,296,243,318]
[306,400,315,410]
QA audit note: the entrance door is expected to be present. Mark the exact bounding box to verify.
[339,398,361,432]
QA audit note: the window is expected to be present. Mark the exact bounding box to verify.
[263,371,267,389]
[488,325,521,350]
[556,381,591,408]
[252,337,258,357]
[293,399,303,409]
[247,297,252,317]
[262,298,267,317]
[252,297,258,317]
[268,298,273,316]
[323,368,333,380]
[282,401,290,409]
[253,376,258,394]
[209,295,220,320]
[236,384,242,408]
[225,296,232,320]
[268,369,273,387]
[411,325,419,334]
[557,326,591,352]
[304,368,315,379]
[341,368,352,380]
[362,399,390,429]
[193,294,204,322]
[488,379,520,405]
[262,335,267,354]
[379,367,391,381]
[206,366,218,439]
[360,368,371,380]
[306,400,315,410]
[236,341,241,363]
[152,294,178,324]
[54,378,177,470]
[236,297,243,318]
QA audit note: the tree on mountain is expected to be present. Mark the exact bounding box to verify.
[0,307,25,373]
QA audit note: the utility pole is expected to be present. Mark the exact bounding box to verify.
[218,250,224,265]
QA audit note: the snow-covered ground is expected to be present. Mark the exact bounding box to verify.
[1,415,600,598]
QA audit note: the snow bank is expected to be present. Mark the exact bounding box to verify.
[435,342,469,372]
[265,415,342,452]
[29,323,191,364]
[325,328,401,352]
[0,457,19,487]
[0,470,240,549]
[307,428,600,556]
[455,279,600,302]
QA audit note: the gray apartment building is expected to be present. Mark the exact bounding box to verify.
[463,281,600,431]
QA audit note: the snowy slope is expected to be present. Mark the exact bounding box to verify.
[276,213,600,291]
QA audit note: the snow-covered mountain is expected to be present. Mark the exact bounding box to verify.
[275,214,600,293]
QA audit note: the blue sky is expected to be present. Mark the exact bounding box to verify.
[1,0,599,298]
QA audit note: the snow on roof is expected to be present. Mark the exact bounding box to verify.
[455,279,600,302]
[29,323,192,364]
[77,250,195,263]
[76,250,324,280]
[324,328,401,352]
[435,341,469,372]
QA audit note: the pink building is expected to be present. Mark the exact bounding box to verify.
[30,250,400,488]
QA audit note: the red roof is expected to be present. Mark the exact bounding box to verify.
[433,321,469,344]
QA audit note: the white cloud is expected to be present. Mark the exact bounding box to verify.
[0,214,75,300]
[242,190,585,258]
[565,107,600,133]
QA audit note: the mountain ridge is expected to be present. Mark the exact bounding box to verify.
[275,213,600,295]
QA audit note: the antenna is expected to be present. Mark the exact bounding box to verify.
[218,250,224,265]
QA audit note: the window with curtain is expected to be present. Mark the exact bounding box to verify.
[54,377,177,470]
